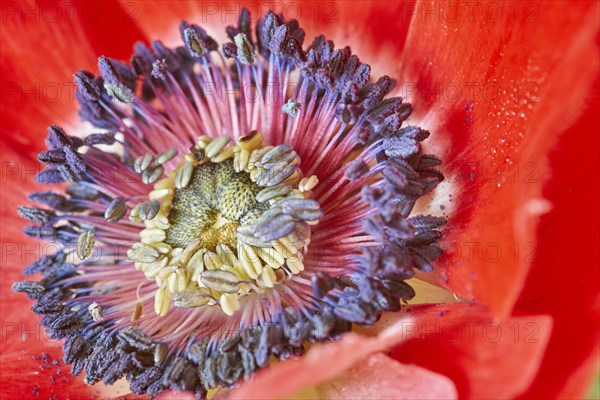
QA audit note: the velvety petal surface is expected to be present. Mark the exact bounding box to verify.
[514,80,600,399]
[308,353,456,400]
[0,348,138,399]
[391,303,553,399]
[396,0,600,316]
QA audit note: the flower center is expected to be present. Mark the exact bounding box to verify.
[165,160,262,250]
[127,132,322,316]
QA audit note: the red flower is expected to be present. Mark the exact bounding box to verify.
[1,1,598,399]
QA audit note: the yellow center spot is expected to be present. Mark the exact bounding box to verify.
[199,220,239,251]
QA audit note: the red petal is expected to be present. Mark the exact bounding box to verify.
[398,1,600,316]
[116,0,208,44]
[0,349,141,399]
[157,391,196,399]
[391,303,552,399]
[70,0,145,60]
[0,350,91,399]
[314,353,456,400]
[229,315,456,400]
[514,79,600,398]
[1,0,144,155]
